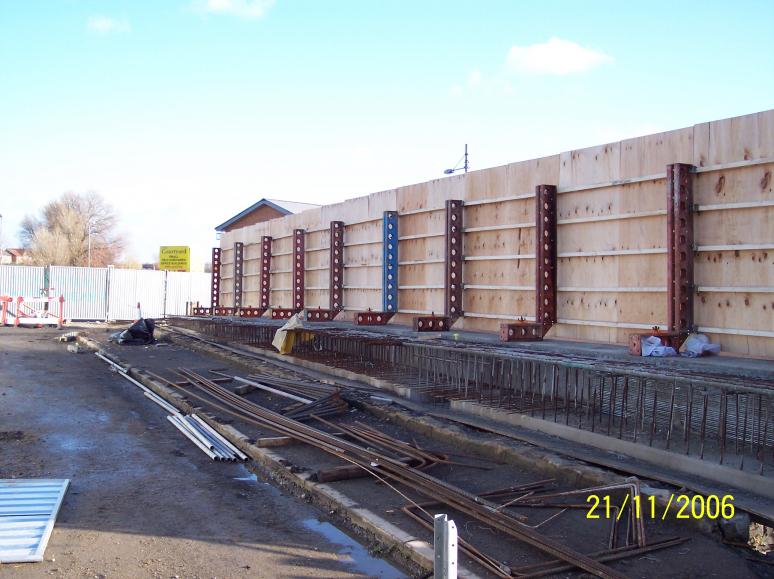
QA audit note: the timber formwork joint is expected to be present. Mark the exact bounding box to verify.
[501,185,557,341]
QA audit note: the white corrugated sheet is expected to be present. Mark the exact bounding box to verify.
[0,479,69,563]
[50,266,109,320]
[1,266,210,321]
[0,265,45,298]
[108,268,166,320]
[165,271,211,315]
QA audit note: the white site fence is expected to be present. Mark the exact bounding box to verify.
[0,265,210,321]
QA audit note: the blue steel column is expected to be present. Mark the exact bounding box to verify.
[355,210,398,325]
[382,211,399,313]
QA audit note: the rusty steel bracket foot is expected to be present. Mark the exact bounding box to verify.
[237,307,267,318]
[303,309,342,322]
[271,308,300,320]
[355,311,395,325]
[500,322,545,341]
[413,315,453,332]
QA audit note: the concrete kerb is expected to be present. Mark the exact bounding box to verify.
[75,334,481,578]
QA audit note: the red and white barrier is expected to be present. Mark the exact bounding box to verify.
[1,295,65,327]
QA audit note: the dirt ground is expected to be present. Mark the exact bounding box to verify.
[0,326,404,578]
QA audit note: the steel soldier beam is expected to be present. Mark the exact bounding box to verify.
[272,229,306,320]
[500,185,557,341]
[237,235,272,318]
[356,211,398,325]
[628,163,695,354]
[194,247,221,315]
[232,241,244,311]
[414,200,463,332]
[306,221,345,322]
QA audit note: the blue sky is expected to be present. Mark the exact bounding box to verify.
[1,0,772,265]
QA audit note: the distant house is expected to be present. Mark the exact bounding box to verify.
[215,198,321,233]
[1,248,28,265]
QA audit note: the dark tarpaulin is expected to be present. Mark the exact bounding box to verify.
[110,318,155,345]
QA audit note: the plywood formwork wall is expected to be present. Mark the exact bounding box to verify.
[219,110,774,357]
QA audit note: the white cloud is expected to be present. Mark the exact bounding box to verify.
[197,0,275,19]
[506,37,612,75]
[87,16,130,35]
[467,69,481,87]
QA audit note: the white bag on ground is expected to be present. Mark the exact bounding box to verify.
[641,335,677,357]
[680,333,721,357]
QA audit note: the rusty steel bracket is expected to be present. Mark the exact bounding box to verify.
[414,316,452,332]
[414,200,463,332]
[260,236,273,309]
[355,310,396,325]
[500,320,544,341]
[667,163,695,340]
[445,199,464,322]
[236,306,266,318]
[233,241,244,310]
[501,185,557,342]
[271,229,306,320]
[210,247,221,308]
[305,221,344,323]
[356,211,398,326]
[212,306,236,316]
[192,307,211,316]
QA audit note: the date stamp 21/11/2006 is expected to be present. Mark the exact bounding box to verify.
[586,494,735,521]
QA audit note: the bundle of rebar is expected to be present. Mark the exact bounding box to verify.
[157,367,641,579]
[215,372,349,420]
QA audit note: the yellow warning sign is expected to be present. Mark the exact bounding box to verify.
[159,246,190,272]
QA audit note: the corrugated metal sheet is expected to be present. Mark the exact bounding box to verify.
[0,479,69,563]
[50,266,108,321]
[165,271,211,315]
[1,266,210,321]
[108,268,166,320]
[0,265,45,298]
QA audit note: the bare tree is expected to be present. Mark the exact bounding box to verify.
[20,192,124,266]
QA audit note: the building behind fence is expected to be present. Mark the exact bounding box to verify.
[0,265,210,321]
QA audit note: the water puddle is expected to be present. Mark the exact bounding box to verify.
[303,518,406,578]
[233,465,405,577]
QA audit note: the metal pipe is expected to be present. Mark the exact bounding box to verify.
[166,415,219,460]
